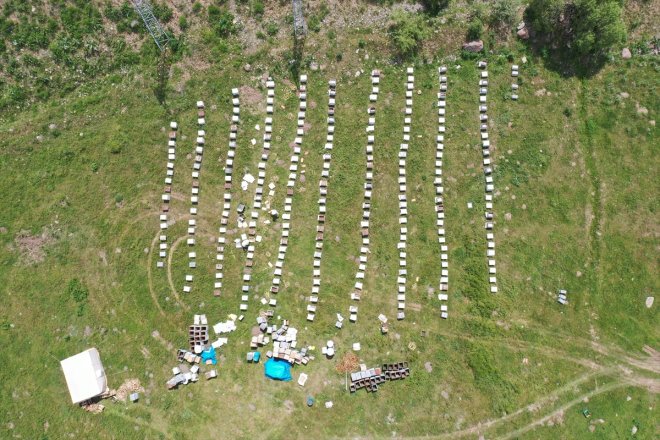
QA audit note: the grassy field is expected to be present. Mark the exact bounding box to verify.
[0,5,658,440]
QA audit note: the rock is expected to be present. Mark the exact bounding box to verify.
[521,56,527,64]
[463,40,484,52]
[48,123,57,130]
[632,425,638,435]
[36,135,44,142]
[621,48,632,59]
[243,64,252,72]
[424,362,433,372]
[441,390,449,399]
[620,92,630,99]
[130,19,139,29]
[645,296,654,308]
[504,212,512,221]
[517,27,529,40]
[310,62,319,71]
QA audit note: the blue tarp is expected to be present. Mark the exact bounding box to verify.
[264,358,292,381]
[200,346,217,365]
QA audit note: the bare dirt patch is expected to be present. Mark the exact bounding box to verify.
[13,229,54,265]
[239,86,265,112]
[283,399,294,414]
[114,378,145,401]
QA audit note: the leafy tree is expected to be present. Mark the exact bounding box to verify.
[389,11,428,58]
[420,0,449,16]
[526,0,626,58]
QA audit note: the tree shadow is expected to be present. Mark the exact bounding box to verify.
[522,36,608,79]
[521,10,609,79]
[153,49,172,108]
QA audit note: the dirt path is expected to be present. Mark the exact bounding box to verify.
[495,381,627,440]
[146,231,166,316]
[435,369,615,439]
[166,234,190,310]
[105,405,171,439]
[419,318,659,439]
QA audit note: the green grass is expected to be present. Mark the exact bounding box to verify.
[0,23,658,440]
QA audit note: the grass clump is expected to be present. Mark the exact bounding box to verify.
[66,278,89,317]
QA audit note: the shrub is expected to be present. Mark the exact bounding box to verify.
[266,21,279,36]
[389,11,428,58]
[252,0,265,17]
[526,0,626,59]
[152,3,173,23]
[66,279,89,316]
[489,0,519,35]
[467,18,483,40]
[179,15,189,31]
[420,0,449,16]
[192,2,203,14]
[60,4,103,39]
[208,6,235,37]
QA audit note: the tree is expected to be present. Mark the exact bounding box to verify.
[389,11,428,58]
[526,0,626,58]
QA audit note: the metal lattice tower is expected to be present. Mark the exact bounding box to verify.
[292,0,307,40]
[132,0,170,51]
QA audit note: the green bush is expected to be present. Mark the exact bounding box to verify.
[489,0,519,35]
[420,0,449,16]
[152,3,173,23]
[266,21,279,36]
[208,5,235,37]
[526,0,626,59]
[192,2,203,14]
[467,18,483,40]
[252,0,265,17]
[60,4,103,39]
[389,11,428,58]
[66,279,89,316]
[179,15,189,31]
